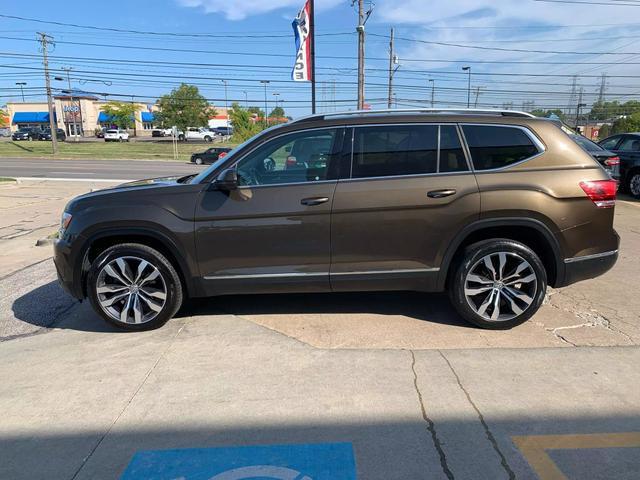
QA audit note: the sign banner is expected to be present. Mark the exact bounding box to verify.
[292,0,312,82]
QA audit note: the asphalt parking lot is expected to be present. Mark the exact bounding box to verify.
[1,177,639,479]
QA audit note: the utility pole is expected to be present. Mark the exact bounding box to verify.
[38,32,57,154]
[387,27,394,109]
[428,79,435,108]
[222,80,229,129]
[260,80,270,128]
[474,86,483,108]
[15,82,26,102]
[576,87,585,131]
[356,0,365,109]
[462,66,471,108]
[309,0,316,114]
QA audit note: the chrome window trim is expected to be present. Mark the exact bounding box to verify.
[331,267,439,275]
[336,170,475,184]
[564,250,618,264]
[460,123,547,173]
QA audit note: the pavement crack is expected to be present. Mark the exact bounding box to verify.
[68,320,188,480]
[439,351,516,480]
[409,349,455,480]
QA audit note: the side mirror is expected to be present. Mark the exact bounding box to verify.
[215,168,238,191]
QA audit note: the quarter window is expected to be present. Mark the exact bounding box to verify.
[599,136,620,150]
[462,125,540,170]
[235,128,340,186]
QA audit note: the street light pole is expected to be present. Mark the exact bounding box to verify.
[242,90,248,109]
[462,66,471,108]
[61,67,79,141]
[15,82,26,102]
[260,80,270,128]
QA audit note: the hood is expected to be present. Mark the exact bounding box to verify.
[116,175,186,188]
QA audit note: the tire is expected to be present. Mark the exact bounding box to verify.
[87,243,183,331]
[448,239,547,329]
[204,136,212,142]
[194,157,203,165]
[627,170,640,199]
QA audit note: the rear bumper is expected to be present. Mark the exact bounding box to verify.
[558,248,618,287]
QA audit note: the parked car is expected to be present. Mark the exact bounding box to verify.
[0,127,10,137]
[190,147,233,165]
[598,133,640,198]
[55,109,619,331]
[211,126,233,136]
[104,129,130,142]
[38,128,67,142]
[569,134,620,181]
[152,128,173,138]
[178,127,214,142]
[95,128,106,139]
[11,127,41,141]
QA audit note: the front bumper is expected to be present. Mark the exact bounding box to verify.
[53,238,84,300]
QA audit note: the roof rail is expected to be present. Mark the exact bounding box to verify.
[292,108,535,123]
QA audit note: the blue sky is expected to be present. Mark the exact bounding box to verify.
[1,0,640,116]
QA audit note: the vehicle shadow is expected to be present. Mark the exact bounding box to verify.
[7,141,34,152]
[11,280,122,334]
[180,291,471,329]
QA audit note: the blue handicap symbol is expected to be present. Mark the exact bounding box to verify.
[120,442,356,480]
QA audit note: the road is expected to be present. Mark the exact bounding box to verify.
[0,157,204,181]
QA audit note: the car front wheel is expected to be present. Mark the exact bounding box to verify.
[194,157,203,165]
[449,239,547,329]
[87,243,183,331]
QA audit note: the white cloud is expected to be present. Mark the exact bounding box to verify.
[177,0,342,21]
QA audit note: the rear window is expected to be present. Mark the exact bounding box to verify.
[462,125,540,170]
[570,135,602,153]
[106,130,117,134]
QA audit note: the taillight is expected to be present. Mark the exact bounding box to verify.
[285,156,297,167]
[604,156,620,167]
[217,151,227,159]
[579,180,617,208]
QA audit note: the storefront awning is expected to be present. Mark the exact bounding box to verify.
[12,112,52,124]
[141,112,155,122]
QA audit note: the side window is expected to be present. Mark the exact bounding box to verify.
[235,129,339,186]
[617,137,640,152]
[352,125,438,178]
[462,125,541,170]
[599,136,621,150]
[439,125,468,173]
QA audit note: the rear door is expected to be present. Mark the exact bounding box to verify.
[610,135,640,185]
[330,123,480,292]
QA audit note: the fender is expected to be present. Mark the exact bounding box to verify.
[436,217,566,290]
[75,226,198,298]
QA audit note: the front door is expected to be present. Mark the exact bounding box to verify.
[330,124,480,292]
[195,127,345,296]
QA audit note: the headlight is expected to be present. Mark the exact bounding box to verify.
[59,212,73,236]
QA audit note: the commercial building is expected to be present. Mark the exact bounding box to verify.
[5,96,230,137]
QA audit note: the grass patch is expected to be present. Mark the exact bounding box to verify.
[0,140,237,161]
[0,176,16,183]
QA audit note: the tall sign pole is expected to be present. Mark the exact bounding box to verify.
[38,32,57,154]
[309,0,316,113]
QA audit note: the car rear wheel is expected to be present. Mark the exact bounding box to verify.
[449,239,547,329]
[87,243,183,331]
[628,171,640,199]
[204,136,212,142]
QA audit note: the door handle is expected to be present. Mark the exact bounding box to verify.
[427,189,457,199]
[301,196,330,206]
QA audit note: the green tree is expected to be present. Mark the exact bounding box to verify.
[530,109,566,122]
[610,112,640,135]
[269,106,285,118]
[101,101,140,129]
[597,123,610,139]
[0,107,7,127]
[228,102,262,142]
[156,84,212,133]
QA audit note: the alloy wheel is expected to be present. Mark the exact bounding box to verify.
[464,252,537,322]
[630,173,640,197]
[95,256,167,325]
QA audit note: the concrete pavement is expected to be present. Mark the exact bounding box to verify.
[0,157,203,181]
[0,304,639,479]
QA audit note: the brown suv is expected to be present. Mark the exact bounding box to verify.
[53,109,619,331]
